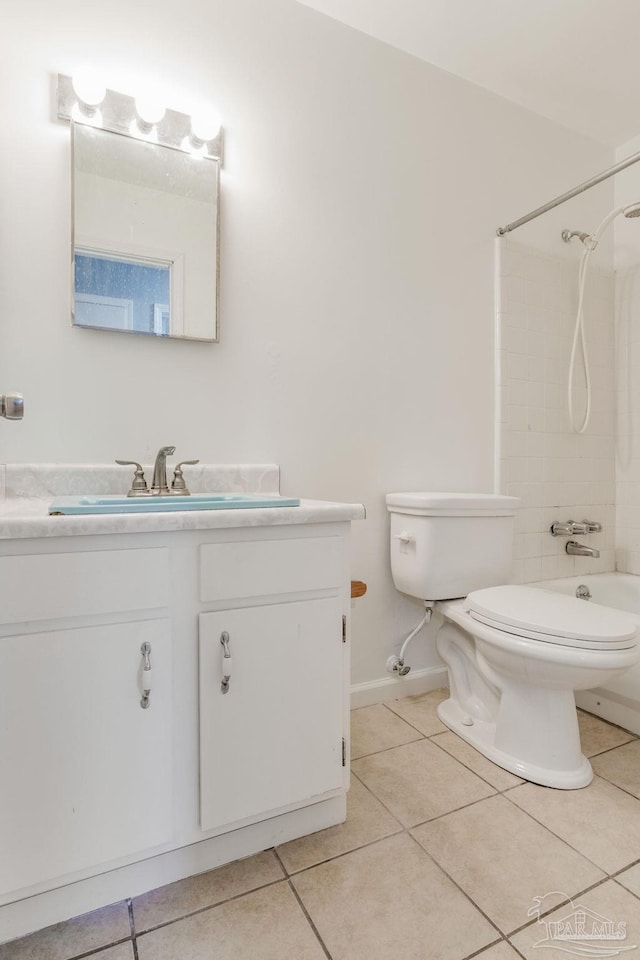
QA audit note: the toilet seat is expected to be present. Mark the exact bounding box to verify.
[466,585,637,651]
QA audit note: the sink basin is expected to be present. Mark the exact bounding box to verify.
[49,493,301,515]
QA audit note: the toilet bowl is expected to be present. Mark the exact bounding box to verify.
[386,492,640,789]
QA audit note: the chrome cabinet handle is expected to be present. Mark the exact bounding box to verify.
[140,641,152,709]
[220,631,232,694]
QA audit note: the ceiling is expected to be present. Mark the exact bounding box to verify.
[294,0,640,147]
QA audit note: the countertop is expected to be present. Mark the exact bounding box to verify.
[0,464,365,540]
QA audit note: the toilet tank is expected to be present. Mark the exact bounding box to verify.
[386,492,520,601]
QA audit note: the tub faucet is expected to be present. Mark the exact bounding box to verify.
[150,445,176,495]
[566,540,600,558]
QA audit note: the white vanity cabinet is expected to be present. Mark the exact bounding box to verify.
[0,510,357,944]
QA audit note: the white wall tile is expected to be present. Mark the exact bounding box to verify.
[497,238,616,582]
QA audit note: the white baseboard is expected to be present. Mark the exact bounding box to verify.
[350,666,448,709]
[576,689,640,737]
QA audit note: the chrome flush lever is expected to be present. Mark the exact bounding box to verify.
[220,631,232,694]
[140,642,152,709]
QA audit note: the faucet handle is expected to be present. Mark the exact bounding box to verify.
[569,521,589,535]
[550,521,574,537]
[115,460,149,497]
[171,460,200,495]
[584,520,602,533]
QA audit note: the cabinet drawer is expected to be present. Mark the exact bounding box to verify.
[0,548,169,625]
[200,536,344,602]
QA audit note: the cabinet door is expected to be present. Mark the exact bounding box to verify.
[199,598,344,833]
[0,619,173,898]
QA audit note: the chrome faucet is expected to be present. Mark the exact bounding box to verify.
[566,540,600,558]
[150,445,176,496]
[116,447,199,497]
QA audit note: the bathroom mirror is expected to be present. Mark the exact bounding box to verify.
[72,123,219,341]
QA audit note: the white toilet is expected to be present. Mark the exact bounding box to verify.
[386,492,640,789]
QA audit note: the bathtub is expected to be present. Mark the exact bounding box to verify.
[535,572,640,734]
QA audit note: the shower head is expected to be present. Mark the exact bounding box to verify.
[563,201,640,249]
[590,201,640,244]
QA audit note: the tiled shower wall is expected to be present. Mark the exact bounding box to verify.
[616,264,640,573]
[496,238,616,583]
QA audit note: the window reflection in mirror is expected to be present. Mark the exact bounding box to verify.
[75,250,171,334]
[72,123,219,341]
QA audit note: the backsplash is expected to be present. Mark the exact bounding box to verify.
[1,463,281,500]
[496,238,616,582]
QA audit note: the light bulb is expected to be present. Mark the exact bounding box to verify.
[135,94,165,127]
[190,107,221,144]
[72,67,106,108]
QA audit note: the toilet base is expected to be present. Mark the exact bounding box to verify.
[437,697,593,789]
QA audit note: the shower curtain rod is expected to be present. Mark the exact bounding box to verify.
[496,148,640,236]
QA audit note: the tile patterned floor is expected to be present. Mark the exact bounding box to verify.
[4,690,640,960]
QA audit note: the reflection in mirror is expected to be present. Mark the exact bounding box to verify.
[72,123,219,341]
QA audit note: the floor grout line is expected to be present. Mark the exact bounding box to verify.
[60,938,136,960]
[499,786,628,880]
[504,938,529,959]
[283,874,334,960]
[403,830,506,942]
[423,734,522,794]
[503,872,621,939]
[612,854,640,880]
[130,875,287,939]
[127,899,140,960]
[348,766,411,825]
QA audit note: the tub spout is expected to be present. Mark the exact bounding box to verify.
[566,540,599,558]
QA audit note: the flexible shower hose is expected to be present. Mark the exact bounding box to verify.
[567,240,594,433]
[568,205,625,433]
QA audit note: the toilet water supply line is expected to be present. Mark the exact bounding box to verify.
[387,601,435,676]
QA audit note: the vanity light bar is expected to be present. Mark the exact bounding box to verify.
[56,74,223,163]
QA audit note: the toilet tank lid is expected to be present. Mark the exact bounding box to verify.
[385,492,520,516]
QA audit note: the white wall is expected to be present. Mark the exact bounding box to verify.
[0,0,615,688]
